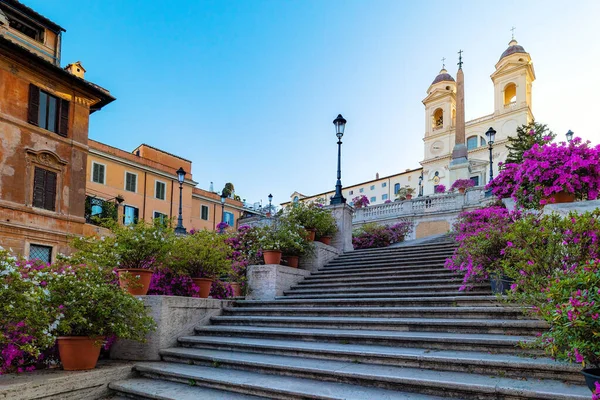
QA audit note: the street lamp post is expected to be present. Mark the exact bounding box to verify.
[330,114,347,205]
[566,130,574,142]
[220,194,226,224]
[485,127,496,183]
[268,193,273,216]
[174,167,187,235]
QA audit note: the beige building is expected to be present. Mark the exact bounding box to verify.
[86,140,244,232]
[287,38,535,204]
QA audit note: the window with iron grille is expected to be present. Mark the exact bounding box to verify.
[125,172,137,192]
[32,166,57,211]
[29,244,52,263]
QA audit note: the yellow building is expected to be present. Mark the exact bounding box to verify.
[86,140,243,231]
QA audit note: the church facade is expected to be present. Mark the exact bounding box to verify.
[286,38,535,206]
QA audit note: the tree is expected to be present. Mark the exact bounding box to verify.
[221,182,235,198]
[505,122,555,165]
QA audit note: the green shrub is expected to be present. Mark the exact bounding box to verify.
[169,230,232,278]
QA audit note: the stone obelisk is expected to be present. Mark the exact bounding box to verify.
[449,50,471,181]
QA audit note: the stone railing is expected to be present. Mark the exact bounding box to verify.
[353,188,489,223]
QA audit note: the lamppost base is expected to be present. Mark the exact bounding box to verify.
[330,195,346,205]
[174,226,187,236]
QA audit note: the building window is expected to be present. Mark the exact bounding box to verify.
[29,244,52,263]
[382,182,387,187]
[370,185,375,190]
[433,108,443,128]
[370,196,376,203]
[28,85,69,136]
[504,83,517,105]
[123,205,139,226]
[201,205,209,220]
[92,162,105,184]
[153,211,168,225]
[480,137,487,147]
[32,166,57,211]
[359,188,364,193]
[394,183,400,194]
[125,172,137,192]
[470,176,480,186]
[293,196,299,203]
[467,136,479,151]
[155,181,166,200]
[5,10,44,41]
[349,190,353,195]
[382,194,388,200]
[223,211,234,227]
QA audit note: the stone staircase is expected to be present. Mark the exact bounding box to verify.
[109,241,590,399]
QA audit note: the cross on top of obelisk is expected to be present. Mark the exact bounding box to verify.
[511,26,516,40]
[457,50,463,69]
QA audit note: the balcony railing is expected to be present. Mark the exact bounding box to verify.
[353,188,489,223]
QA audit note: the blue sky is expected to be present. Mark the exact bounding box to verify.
[26,0,600,206]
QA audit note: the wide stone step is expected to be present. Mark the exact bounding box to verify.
[234,295,500,308]
[209,316,546,335]
[306,268,452,280]
[109,378,268,399]
[302,271,457,284]
[311,264,451,276]
[194,325,537,354]
[331,251,455,264]
[131,362,448,400]
[344,243,457,257]
[156,349,589,399]
[293,277,461,290]
[284,283,484,295]
[176,336,583,383]
[280,289,493,299]
[223,306,527,319]
[325,257,450,269]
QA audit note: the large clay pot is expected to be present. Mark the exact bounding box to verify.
[263,250,282,265]
[317,236,332,246]
[306,228,317,241]
[117,268,153,296]
[458,188,466,194]
[230,282,242,297]
[191,278,213,298]
[549,191,576,204]
[581,368,600,393]
[57,336,104,371]
[283,255,299,268]
[405,194,413,200]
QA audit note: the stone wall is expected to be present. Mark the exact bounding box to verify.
[246,264,311,300]
[299,241,341,272]
[415,219,451,239]
[110,296,232,361]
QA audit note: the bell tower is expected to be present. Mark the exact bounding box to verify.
[491,38,535,117]
[422,65,456,139]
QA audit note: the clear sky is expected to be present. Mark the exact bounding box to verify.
[25,0,600,207]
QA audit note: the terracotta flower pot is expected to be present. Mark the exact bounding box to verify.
[117,268,153,296]
[263,250,282,265]
[230,282,242,297]
[549,191,576,204]
[57,336,104,371]
[306,228,316,241]
[458,188,466,194]
[317,236,332,245]
[405,194,413,200]
[283,255,299,268]
[191,278,213,298]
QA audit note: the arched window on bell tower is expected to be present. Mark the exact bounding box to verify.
[433,108,443,130]
[504,83,517,106]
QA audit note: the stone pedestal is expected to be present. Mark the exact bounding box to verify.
[299,241,341,272]
[246,264,310,300]
[325,203,354,253]
[110,296,232,361]
[542,199,600,217]
[449,157,471,184]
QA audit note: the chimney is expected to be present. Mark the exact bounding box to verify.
[376,172,380,180]
[65,61,86,79]
[209,181,214,192]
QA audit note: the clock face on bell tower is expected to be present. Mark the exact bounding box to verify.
[430,141,444,155]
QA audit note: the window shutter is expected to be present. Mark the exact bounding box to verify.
[58,99,69,137]
[33,167,46,208]
[133,207,139,224]
[92,164,99,183]
[28,84,40,125]
[44,171,57,211]
[99,165,105,184]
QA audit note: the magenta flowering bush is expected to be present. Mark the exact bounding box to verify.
[352,195,370,208]
[434,184,446,194]
[216,221,230,233]
[450,179,475,192]
[210,280,233,299]
[224,224,263,294]
[352,221,413,249]
[147,268,200,297]
[445,205,520,290]
[488,137,600,208]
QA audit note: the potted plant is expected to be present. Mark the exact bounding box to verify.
[278,217,310,268]
[434,184,446,194]
[170,230,232,298]
[351,195,370,209]
[225,225,262,297]
[450,179,475,194]
[396,186,416,201]
[47,265,156,371]
[257,224,285,265]
[313,208,337,245]
[285,202,322,241]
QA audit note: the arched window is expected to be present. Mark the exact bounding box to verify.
[433,108,443,129]
[504,83,517,105]
[480,137,487,147]
[293,196,299,203]
[467,136,479,150]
